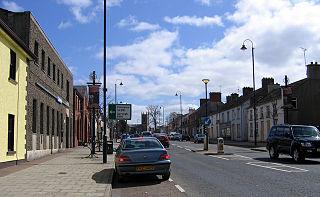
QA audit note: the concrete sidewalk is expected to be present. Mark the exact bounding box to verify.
[0,146,115,197]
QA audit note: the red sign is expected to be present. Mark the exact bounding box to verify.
[88,85,100,109]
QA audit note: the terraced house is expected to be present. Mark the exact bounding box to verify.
[0,18,36,168]
[0,8,73,161]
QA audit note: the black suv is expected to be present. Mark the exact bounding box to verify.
[266,124,320,162]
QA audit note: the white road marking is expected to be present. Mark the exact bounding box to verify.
[177,146,183,148]
[169,178,173,182]
[175,185,185,193]
[209,155,230,160]
[246,162,309,172]
[185,148,191,151]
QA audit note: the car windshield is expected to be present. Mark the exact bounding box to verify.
[292,127,320,137]
[122,139,163,150]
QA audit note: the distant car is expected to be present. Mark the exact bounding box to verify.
[169,134,175,140]
[153,133,170,148]
[194,134,205,143]
[172,133,182,141]
[266,124,320,162]
[141,131,153,137]
[181,134,190,141]
[114,137,171,181]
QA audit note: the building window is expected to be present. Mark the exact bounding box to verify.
[61,73,64,89]
[32,99,37,133]
[40,103,44,134]
[52,109,55,136]
[34,41,39,64]
[47,106,50,135]
[41,50,45,71]
[9,49,16,81]
[53,64,56,81]
[227,112,230,122]
[237,108,240,120]
[47,57,51,77]
[249,110,253,121]
[260,107,264,119]
[57,69,60,85]
[250,123,253,137]
[266,106,271,118]
[66,80,70,101]
[8,114,15,152]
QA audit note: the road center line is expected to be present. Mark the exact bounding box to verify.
[175,185,185,193]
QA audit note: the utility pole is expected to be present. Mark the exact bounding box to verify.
[285,75,289,124]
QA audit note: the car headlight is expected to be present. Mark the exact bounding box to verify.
[301,142,312,147]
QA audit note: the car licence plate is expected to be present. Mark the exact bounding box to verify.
[317,148,320,152]
[136,166,155,171]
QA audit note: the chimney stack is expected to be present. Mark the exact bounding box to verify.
[307,62,320,79]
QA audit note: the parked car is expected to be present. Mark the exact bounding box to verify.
[181,134,190,141]
[266,124,320,162]
[141,131,153,137]
[114,137,171,181]
[121,133,130,141]
[153,133,170,148]
[194,134,205,143]
[172,133,182,141]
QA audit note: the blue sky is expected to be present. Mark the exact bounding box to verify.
[2,0,320,124]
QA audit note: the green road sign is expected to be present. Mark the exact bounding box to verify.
[108,104,131,120]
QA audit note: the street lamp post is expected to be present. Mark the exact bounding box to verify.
[114,79,123,104]
[202,79,210,151]
[241,39,257,146]
[175,91,182,133]
[160,106,165,133]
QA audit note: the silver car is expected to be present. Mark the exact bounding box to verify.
[114,137,171,181]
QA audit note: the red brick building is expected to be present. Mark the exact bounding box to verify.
[73,86,90,146]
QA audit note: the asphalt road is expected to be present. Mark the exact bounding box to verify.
[169,141,320,197]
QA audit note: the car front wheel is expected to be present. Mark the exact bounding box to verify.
[269,146,279,159]
[292,148,305,162]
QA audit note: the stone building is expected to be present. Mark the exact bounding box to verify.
[0,9,73,161]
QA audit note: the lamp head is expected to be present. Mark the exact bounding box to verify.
[241,44,247,50]
[119,82,123,86]
[202,79,210,84]
[175,93,178,96]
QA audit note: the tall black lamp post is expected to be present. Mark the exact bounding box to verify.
[241,39,257,146]
[103,0,107,163]
[175,91,182,133]
[202,79,210,151]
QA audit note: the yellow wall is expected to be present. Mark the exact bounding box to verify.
[0,28,30,163]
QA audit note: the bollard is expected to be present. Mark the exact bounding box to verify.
[217,137,224,153]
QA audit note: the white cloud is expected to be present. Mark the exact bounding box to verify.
[58,21,72,29]
[2,1,23,11]
[57,0,100,24]
[194,0,211,6]
[117,16,160,31]
[106,0,123,7]
[107,30,178,77]
[164,15,223,27]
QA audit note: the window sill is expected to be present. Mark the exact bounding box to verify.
[7,151,16,155]
[8,78,18,85]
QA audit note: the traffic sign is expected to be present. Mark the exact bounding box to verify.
[108,104,132,120]
[203,117,211,126]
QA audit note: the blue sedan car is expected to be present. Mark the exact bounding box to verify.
[114,137,171,181]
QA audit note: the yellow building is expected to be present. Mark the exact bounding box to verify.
[0,19,35,168]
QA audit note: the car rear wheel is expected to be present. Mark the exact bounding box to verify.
[292,148,305,162]
[269,146,279,159]
[162,172,170,181]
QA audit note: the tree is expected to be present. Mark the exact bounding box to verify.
[146,105,160,132]
[168,112,178,123]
